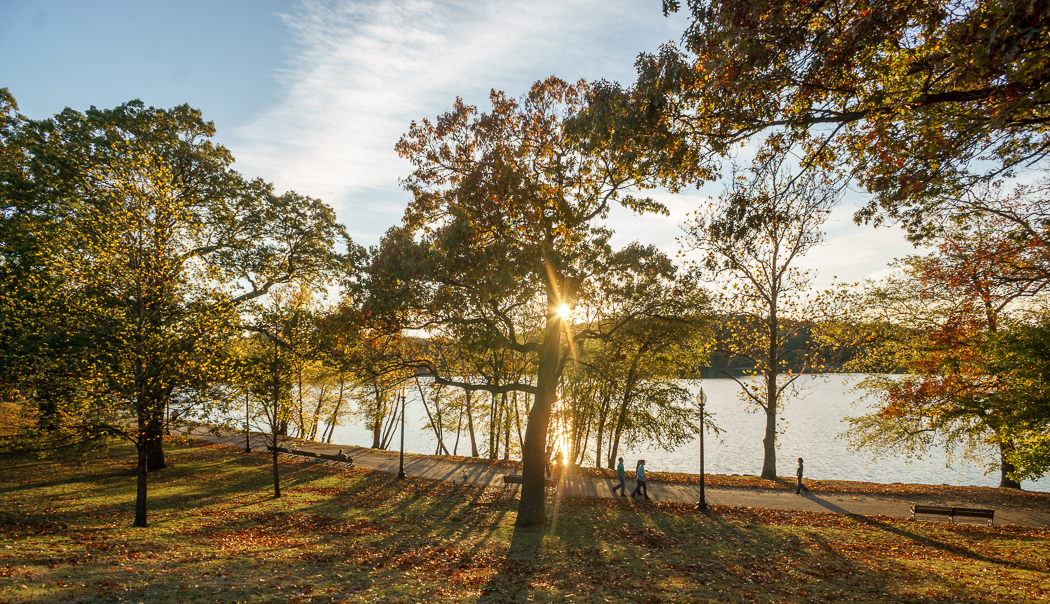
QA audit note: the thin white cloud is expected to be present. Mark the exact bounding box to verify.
[230,0,921,278]
[232,0,686,232]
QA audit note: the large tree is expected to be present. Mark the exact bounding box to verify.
[367,77,674,525]
[601,0,1050,237]
[0,97,353,526]
[846,214,1050,487]
[680,139,843,479]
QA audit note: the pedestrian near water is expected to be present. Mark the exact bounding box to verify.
[795,457,810,495]
[612,456,627,497]
[630,459,651,500]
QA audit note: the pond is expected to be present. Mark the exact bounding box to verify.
[321,374,1050,492]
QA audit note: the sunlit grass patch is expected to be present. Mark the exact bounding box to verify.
[1,439,1047,603]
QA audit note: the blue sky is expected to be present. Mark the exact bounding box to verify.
[1,0,916,284]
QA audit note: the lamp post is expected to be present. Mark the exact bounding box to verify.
[244,390,251,453]
[696,387,708,510]
[397,387,407,480]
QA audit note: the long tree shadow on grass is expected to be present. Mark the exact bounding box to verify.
[475,520,545,604]
[848,512,1048,573]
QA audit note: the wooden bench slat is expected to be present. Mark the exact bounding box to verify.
[911,504,994,525]
[952,507,995,517]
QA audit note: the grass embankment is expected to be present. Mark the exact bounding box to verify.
[1,439,1048,603]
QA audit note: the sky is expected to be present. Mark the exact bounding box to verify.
[1,0,919,286]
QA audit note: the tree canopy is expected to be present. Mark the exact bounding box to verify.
[602,0,1050,238]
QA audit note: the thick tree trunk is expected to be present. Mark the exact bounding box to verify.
[145,415,166,470]
[999,441,1022,489]
[516,316,562,526]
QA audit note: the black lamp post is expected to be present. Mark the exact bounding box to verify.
[397,387,407,480]
[244,390,251,453]
[696,387,708,510]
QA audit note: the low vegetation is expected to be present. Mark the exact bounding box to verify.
[2,439,1048,603]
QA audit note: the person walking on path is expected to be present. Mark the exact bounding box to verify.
[795,457,810,495]
[631,459,651,500]
[612,456,627,497]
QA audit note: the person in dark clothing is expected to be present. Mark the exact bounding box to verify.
[630,459,651,500]
[795,457,810,495]
[612,456,627,497]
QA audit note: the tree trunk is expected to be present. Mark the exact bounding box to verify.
[516,315,562,526]
[503,391,511,461]
[308,384,327,441]
[466,391,478,458]
[514,390,525,451]
[143,385,169,471]
[416,377,449,454]
[324,377,346,443]
[999,440,1022,489]
[145,411,166,470]
[489,390,498,459]
[134,437,148,527]
[371,382,383,449]
[761,312,779,480]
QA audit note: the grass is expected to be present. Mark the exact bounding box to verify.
[1,438,1048,603]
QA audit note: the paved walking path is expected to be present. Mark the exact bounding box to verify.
[186,427,1050,528]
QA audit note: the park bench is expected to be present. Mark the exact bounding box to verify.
[503,475,555,488]
[318,453,355,466]
[911,504,994,525]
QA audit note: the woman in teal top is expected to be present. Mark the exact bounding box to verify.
[630,459,650,500]
[613,457,627,497]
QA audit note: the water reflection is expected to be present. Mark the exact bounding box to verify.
[322,374,1049,492]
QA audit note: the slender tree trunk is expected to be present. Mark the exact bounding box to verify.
[514,390,525,451]
[607,359,642,469]
[380,392,399,450]
[466,391,478,458]
[324,377,346,443]
[489,390,498,459]
[453,407,463,456]
[503,391,511,461]
[296,364,306,439]
[761,310,780,480]
[309,384,327,441]
[416,377,449,454]
[371,381,383,449]
[595,388,610,469]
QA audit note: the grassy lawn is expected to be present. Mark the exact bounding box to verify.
[1,438,1048,603]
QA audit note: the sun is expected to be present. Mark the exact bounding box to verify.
[556,304,572,319]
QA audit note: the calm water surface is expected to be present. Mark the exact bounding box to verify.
[324,374,1049,492]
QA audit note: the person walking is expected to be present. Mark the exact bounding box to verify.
[795,457,810,495]
[630,459,651,500]
[612,456,627,497]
